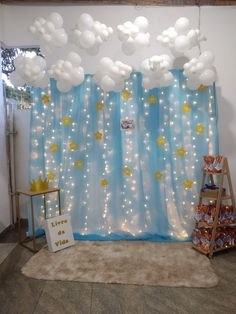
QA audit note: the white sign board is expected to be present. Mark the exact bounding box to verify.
[44,214,75,252]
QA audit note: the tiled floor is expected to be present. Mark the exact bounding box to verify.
[1,228,236,314]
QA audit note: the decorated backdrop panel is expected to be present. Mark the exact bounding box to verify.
[29,70,218,241]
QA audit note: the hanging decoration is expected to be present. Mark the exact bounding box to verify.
[10,55,49,88]
[94,57,132,92]
[29,12,68,54]
[48,52,84,93]
[183,51,216,89]
[117,16,150,55]
[29,70,219,241]
[140,54,174,90]
[70,13,113,55]
[157,17,205,56]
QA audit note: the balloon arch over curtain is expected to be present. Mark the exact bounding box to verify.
[28,70,218,241]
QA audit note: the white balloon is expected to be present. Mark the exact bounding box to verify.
[135,33,149,46]
[199,51,214,66]
[174,35,190,52]
[121,41,136,55]
[100,57,113,71]
[77,13,94,30]
[134,16,149,32]
[37,75,50,88]
[174,17,190,34]
[67,52,81,67]
[80,30,95,48]
[142,77,152,90]
[70,68,84,85]
[199,69,215,85]
[56,80,72,93]
[48,12,63,28]
[10,72,25,87]
[100,75,115,92]
[86,44,100,56]
[53,29,68,46]
[63,61,73,72]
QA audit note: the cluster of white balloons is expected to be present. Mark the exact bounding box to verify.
[140,55,174,90]
[48,52,84,93]
[117,16,150,55]
[29,12,68,54]
[183,51,216,90]
[94,57,132,92]
[70,13,113,55]
[157,17,205,56]
[10,55,49,88]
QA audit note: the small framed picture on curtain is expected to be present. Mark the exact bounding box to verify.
[121,119,135,130]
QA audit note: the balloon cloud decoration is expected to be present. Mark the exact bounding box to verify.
[183,50,216,90]
[117,16,150,55]
[94,57,132,92]
[10,54,49,88]
[157,17,205,56]
[29,12,68,54]
[140,55,174,90]
[70,13,113,55]
[48,52,84,93]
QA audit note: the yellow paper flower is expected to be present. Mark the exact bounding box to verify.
[155,171,162,180]
[75,160,84,169]
[50,144,59,153]
[121,89,132,101]
[101,178,108,187]
[177,148,186,157]
[96,102,104,111]
[182,103,191,113]
[69,142,78,151]
[198,85,207,92]
[123,167,132,176]
[47,172,56,181]
[156,136,166,146]
[196,124,205,135]
[95,131,103,140]
[41,94,51,104]
[147,95,157,105]
[183,179,193,189]
[62,117,72,125]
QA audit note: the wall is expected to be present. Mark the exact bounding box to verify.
[0,54,10,233]
[1,4,236,195]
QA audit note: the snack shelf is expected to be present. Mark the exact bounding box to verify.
[192,243,236,255]
[196,221,236,228]
[200,194,231,200]
[192,157,236,258]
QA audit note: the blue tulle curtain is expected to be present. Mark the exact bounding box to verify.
[29,70,218,241]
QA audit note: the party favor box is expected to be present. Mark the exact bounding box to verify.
[44,214,75,252]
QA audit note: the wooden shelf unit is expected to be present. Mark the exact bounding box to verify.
[193,157,236,258]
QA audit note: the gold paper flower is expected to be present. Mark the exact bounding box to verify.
[147,95,157,105]
[95,131,103,140]
[121,89,132,101]
[177,147,186,157]
[183,179,193,189]
[123,167,132,176]
[101,178,108,187]
[50,144,59,153]
[198,85,207,92]
[196,124,205,135]
[155,171,162,180]
[96,102,104,111]
[156,136,166,146]
[182,103,191,113]
[41,94,51,104]
[75,160,84,169]
[69,142,78,151]
[62,117,72,125]
[47,172,56,181]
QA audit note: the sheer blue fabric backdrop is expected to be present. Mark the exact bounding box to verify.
[29,70,218,241]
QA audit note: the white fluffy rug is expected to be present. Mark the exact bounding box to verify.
[22,241,218,288]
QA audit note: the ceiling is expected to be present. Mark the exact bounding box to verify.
[1,0,236,6]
